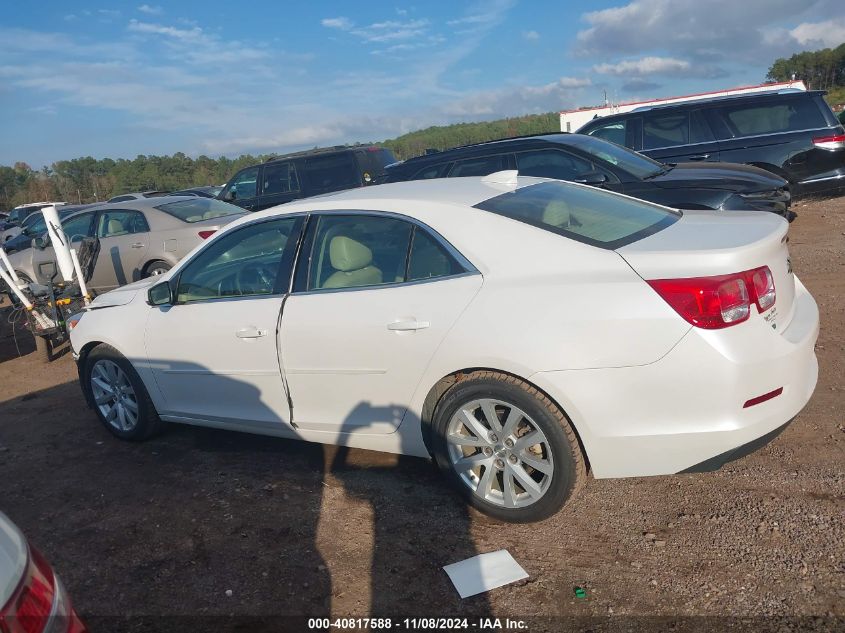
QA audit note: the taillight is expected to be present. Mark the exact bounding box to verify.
[648,266,776,329]
[812,133,845,150]
[198,230,216,239]
[0,546,55,633]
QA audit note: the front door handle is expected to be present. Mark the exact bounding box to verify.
[236,327,267,339]
[387,319,430,331]
[131,242,145,248]
[688,154,710,161]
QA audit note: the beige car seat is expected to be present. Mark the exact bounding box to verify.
[542,200,571,228]
[106,218,129,236]
[322,236,383,289]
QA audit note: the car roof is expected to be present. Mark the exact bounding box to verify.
[393,133,571,167]
[262,144,387,164]
[94,195,200,210]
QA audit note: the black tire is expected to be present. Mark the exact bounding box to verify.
[143,260,171,278]
[431,370,587,523]
[84,344,163,441]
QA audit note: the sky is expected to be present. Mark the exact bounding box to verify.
[1,0,843,167]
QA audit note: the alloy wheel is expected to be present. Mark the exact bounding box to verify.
[90,360,140,432]
[446,398,554,508]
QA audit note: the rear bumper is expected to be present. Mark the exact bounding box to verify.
[532,276,819,478]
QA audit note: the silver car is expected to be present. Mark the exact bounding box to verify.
[7,196,245,292]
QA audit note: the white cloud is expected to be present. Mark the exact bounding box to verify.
[128,19,203,41]
[522,30,540,41]
[321,17,353,30]
[127,19,271,64]
[593,56,690,76]
[790,18,845,48]
[138,4,163,15]
[443,77,592,117]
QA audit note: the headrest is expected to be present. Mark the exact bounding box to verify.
[330,235,373,272]
[107,219,124,234]
[542,200,570,228]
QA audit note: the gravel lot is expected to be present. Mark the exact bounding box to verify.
[0,197,843,632]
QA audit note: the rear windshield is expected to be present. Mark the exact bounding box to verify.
[474,181,679,249]
[155,198,243,223]
[565,135,664,179]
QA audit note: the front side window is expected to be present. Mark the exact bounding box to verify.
[449,155,507,177]
[262,161,300,195]
[643,113,689,149]
[224,167,259,201]
[176,217,302,302]
[475,181,679,249]
[97,210,149,237]
[515,149,595,181]
[717,98,827,138]
[60,213,96,243]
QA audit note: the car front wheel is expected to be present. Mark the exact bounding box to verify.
[432,371,586,523]
[84,344,163,441]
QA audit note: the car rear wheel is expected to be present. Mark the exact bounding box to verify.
[432,371,586,523]
[84,344,163,441]
[143,260,171,278]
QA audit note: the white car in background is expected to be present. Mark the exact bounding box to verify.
[68,174,819,522]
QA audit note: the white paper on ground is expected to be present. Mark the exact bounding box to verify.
[443,549,528,598]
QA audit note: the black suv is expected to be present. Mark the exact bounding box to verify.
[577,90,845,198]
[218,145,397,212]
[382,133,793,219]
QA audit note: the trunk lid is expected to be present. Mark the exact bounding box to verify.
[618,210,795,331]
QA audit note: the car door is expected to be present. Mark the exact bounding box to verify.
[221,166,261,211]
[257,160,302,210]
[29,212,97,284]
[88,209,150,291]
[281,212,482,434]
[144,216,304,426]
[641,110,720,163]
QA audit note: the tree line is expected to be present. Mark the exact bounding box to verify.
[767,43,845,91]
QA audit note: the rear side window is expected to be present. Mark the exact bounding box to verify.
[98,210,149,237]
[155,198,243,223]
[412,163,452,180]
[262,161,300,195]
[303,154,358,191]
[474,181,679,249]
[643,113,688,149]
[717,98,827,138]
[449,155,507,177]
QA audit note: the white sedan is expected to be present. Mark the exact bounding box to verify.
[67,174,819,522]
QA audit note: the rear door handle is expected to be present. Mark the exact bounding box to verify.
[236,327,267,339]
[688,154,710,161]
[387,319,430,331]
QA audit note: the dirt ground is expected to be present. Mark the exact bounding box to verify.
[0,198,843,633]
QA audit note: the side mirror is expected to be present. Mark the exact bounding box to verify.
[33,236,48,250]
[147,280,174,306]
[573,171,608,186]
[223,189,236,201]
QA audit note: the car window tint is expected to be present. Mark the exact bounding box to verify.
[407,227,464,281]
[516,149,594,181]
[690,110,715,143]
[412,163,451,180]
[307,215,413,291]
[303,154,358,191]
[176,218,300,302]
[643,113,689,149]
[262,161,300,195]
[719,99,826,137]
[97,210,148,237]
[585,120,627,146]
[61,213,95,243]
[450,155,507,177]
[155,198,243,223]
[475,180,679,249]
[225,167,259,201]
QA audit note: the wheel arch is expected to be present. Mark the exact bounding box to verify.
[418,367,591,473]
[141,258,174,277]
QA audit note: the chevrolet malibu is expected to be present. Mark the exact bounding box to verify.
[67,174,819,522]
